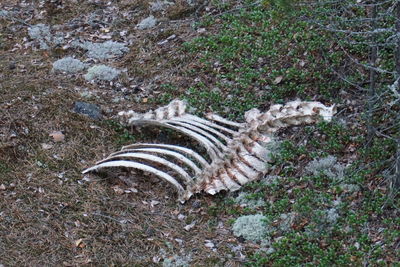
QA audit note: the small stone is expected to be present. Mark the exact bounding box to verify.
[74,101,102,120]
[191,200,201,208]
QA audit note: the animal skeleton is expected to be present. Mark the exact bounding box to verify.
[83,100,335,203]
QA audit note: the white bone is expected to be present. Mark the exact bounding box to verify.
[85,99,336,202]
[183,114,238,135]
[126,120,221,160]
[111,148,202,175]
[96,152,193,183]
[122,143,209,167]
[167,121,229,152]
[218,170,241,191]
[82,160,185,194]
[225,166,250,185]
[205,113,245,128]
[171,117,233,143]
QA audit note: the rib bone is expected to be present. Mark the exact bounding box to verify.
[84,99,335,203]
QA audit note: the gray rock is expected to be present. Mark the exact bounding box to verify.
[74,102,102,120]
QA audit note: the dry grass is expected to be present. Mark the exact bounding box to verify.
[0,1,242,266]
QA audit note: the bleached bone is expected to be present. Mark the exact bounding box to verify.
[84,99,335,203]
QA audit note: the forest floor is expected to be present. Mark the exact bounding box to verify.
[0,0,399,266]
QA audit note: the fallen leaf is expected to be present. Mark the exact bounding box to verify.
[112,186,124,195]
[184,221,196,231]
[205,241,215,249]
[49,131,65,142]
[74,239,83,247]
[124,187,138,193]
[150,200,160,207]
[273,76,283,84]
[41,143,53,150]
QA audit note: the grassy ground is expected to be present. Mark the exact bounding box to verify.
[0,0,399,266]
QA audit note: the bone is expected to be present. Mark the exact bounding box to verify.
[122,143,209,167]
[111,148,202,175]
[84,99,335,202]
[82,160,185,194]
[96,152,193,183]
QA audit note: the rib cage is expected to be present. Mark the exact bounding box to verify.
[83,100,336,203]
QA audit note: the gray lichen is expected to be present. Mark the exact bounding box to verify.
[28,24,64,50]
[53,57,86,73]
[278,212,297,233]
[0,10,9,17]
[305,156,345,180]
[339,183,360,193]
[76,40,129,60]
[234,192,265,209]
[325,208,339,224]
[162,254,191,267]
[84,65,120,81]
[232,214,268,243]
[262,175,283,186]
[137,15,157,30]
[150,1,174,12]
[28,24,52,49]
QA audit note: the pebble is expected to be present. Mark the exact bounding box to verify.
[74,101,102,120]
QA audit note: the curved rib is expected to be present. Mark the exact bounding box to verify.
[110,148,202,174]
[166,121,228,152]
[82,160,185,193]
[96,152,192,183]
[205,113,245,128]
[232,159,262,182]
[126,120,221,160]
[183,114,238,135]
[171,118,233,143]
[122,143,209,167]
[218,170,241,191]
[226,166,250,185]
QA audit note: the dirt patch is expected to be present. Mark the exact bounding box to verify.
[0,1,246,265]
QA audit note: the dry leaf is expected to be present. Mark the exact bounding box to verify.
[112,186,124,195]
[49,131,65,142]
[205,241,215,249]
[273,76,283,84]
[74,239,83,247]
[184,221,196,231]
[41,143,53,150]
[150,200,160,207]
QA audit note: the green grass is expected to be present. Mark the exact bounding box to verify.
[179,2,344,118]
[120,1,400,265]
